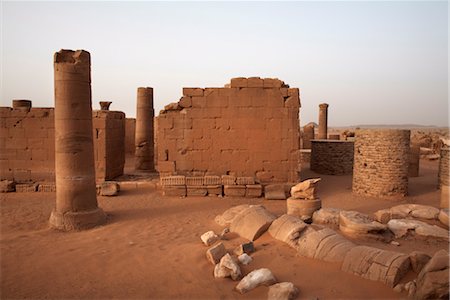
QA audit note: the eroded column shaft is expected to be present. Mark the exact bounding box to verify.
[135,87,155,170]
[302,124,315,149]
[318,103,329,139]
[50,49,106,230]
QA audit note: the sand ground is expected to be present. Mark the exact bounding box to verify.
[1,159,448,299]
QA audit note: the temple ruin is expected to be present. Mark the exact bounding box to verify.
[156,77,300,184]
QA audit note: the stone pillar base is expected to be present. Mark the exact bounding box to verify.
[49,208,106,231]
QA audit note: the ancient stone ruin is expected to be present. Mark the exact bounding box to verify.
[49,49,106,230]
[156,77,300,184]
[353,129,410,197]
[135,87,155,171]
[310,140,354,175]
[439,141,449,208]
[317,103,328,139]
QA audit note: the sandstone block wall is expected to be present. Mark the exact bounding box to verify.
[0,106,125,183]
[352,129,410,197]
[93,110,126,181]
[125,118,136,155]
[0,107,55,182]
[156,77,301,183]
[310,140,354,175]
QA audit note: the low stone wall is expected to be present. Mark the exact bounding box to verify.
[310,140,354,175]
[352,129,410,198]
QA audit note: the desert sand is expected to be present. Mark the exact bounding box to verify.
[1,158,448,299]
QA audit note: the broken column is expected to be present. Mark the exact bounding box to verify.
[318,103,328,139]
[49,49,106,230]
[302,124,315,149]
[99,101,112,111]
[135,87,155,171]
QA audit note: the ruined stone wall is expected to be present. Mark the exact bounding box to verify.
[408,143,420,177]
[125,118,136,155]
[156,77,300,183]
[0,106,125,183]
[310,140,354,175]
[93,110,126,181]
[0,107,55,182]
[438,145,449,187]
[353,129,410,197]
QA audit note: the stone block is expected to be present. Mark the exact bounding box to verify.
[15,183,38,192]
[214,253,242,281]
[100,181,120,196]
[230,77,248,88]
[162,185,186,197]
[206,242,227,265]
[263,78,283,88]
[185,176,204,186]
[236,176,255,185]
[0,180,15,192]
[268,282,299,300]
[269,214,308,248]
[247,77,263,88]
[221,175,236,185]
[178,96,192,108]
[264,184,286,200]
[160,175,186,186]
[236,268,277,294]
[207,185,222,196]
[201,230,219,246]
[187,186,207,196]
[37,183,56,192]
[234,241,255,255]
[224,185,246,197]
[157,161,176,173]
[245,184,262,198]
[204,175,221,185]
[183,88,204,97]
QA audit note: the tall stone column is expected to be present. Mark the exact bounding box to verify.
[49,49,106,231]
[135,87,155,171]
[318,103,329,139]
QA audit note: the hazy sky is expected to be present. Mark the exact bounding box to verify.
[1,1,448,126]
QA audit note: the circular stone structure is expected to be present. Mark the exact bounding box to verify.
[310,140,354,175]
[352,129,410,198]
[438,144,449,208]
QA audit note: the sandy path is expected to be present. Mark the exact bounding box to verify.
[1,159,447,299]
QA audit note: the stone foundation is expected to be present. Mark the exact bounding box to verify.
[310,140,354,175]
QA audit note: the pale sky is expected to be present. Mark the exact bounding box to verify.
[1,1,448,126]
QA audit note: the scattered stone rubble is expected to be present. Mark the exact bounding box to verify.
[202,204,448,298]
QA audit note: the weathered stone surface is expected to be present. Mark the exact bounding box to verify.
[214,253,242,281]
[286,198,321,218]
[207,185,222,196]
[312,208,341,226]
[15,183,38,193]
[341,245,410,287]
[215,205,251,226]
[311,140,354,175]
[390,204,440,220]
[339,210,387,238]
[224,185,246,197]
[409,251,431,273]
[415,250,449,299]
[230,205,276,241]
[201,231,219,246]
[265,184,286,200]
[290,178,321,200]
[100,181,120,196]
[438,209,449,227]
[238,253,252,265]
[268,282,299,300]
[268,214,308,248]
[234,242,255,256]
[373,209,392,224]
[206,242,227,265]
[235,268,277,294]
[162,185,186,197]
[186,186,207,196]
[297,228,355,264]
[0,180,15,193]
[387,219,449,240]
[245,184,262,198]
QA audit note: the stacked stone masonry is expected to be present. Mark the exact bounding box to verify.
[125,118,136,155]
[156,77,301,184]
[0,105,125,183]
[352,129,410,197]
[161,175,262,197]
[438,145,449,187]
[310,140,354,175]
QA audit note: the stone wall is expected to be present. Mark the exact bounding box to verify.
[0,107,55,182]
[93,110,126,181]
[352,129,410,197]
[438,145,449,187]
[125,118,136,155]
[156,77,301,183]
[408,143,420,177]
[0,106,125,183]
[310,140,354,175]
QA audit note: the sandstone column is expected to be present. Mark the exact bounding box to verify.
[99,101,112,111]
[49,49,106,230]
[318,103,329,139]
[135,87,155,171]
[302,124,315,149]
